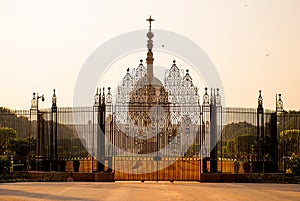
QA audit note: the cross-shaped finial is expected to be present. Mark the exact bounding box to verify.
[146,15,155,30]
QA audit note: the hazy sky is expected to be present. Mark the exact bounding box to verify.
[0,0,299,110]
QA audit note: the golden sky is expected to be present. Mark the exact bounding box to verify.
[0,0,299,110]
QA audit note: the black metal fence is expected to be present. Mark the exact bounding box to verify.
[1,102,300,179]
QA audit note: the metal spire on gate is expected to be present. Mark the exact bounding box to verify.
[146,16,155,83]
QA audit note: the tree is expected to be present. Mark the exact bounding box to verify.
[0,157,10,174]
[279,129,300,157]
[0,127,17,155]
[222,121,256,141]
[7,138,31,157]
[0,107,31,138]
[236,134,255,154]
[286,154,300,175]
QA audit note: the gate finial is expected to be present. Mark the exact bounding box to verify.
[258,90,263,108]
[276,93,283,112]
[52,89,57,108]
[102,87,105,105]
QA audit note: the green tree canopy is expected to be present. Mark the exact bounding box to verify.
[222,121,256,141]
[7,138,31,157]
[0,107,31,138]
[0,127,17,146]
[0,127,17,155]
[279,129,300,157]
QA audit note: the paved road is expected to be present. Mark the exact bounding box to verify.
[0,182,299,201]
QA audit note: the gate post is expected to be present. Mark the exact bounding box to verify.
[210,89,218,173]
[265,93,283,173]
[97,88,106,172]
[201,88,209,173]
[276,94,285,172]
[255,90,264,173]
[216,89,222,173]
[93,88,100,172]
[29,93,37,170]
[106,87,113,172]
[51,89,58,171]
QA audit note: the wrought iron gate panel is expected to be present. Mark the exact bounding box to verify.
[113,104,201,181]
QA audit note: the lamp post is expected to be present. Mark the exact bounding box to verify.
[31,92,44,171]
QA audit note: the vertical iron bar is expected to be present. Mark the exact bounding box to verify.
[156,105,159,182]
[50,110,53,170]
[29,110,31,171]
[54,111,58,161]
[92,107,94,172]
[220,106,223,173]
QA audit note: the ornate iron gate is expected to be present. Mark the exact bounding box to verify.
[112,103,202,181]
[107,60,219,181]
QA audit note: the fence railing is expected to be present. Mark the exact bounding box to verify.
[0,106,299,175]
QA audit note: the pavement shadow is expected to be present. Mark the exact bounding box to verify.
[0,188,86,200]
